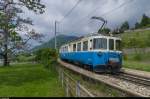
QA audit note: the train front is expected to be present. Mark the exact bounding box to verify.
[93,37,122,73]
[107,39,122,73]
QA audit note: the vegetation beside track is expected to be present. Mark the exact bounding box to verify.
[120,29,150,72]
[123,60,150,72]
[123,51,150,72]
[0,63,64,97]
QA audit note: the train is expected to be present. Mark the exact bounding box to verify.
[59,33,122,73]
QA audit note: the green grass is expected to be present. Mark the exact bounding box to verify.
[121,29,150,39]
[124,52,150,61]
[123,60,150,72]
[119,29,150,48]
[123,52,150,72]
[16,55,35,62]
[0,63,65,97]
[117,29,150,72]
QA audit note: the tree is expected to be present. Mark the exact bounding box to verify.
[112,27,124,34]
[98,27,110,34]
[35,48,58,68]
[0,0,45,66]
[120,21,130,31]
[140,14,150,27]
[135,22,140,29]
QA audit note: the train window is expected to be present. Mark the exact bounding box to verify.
[109,39,114,50]
[63,47,65,52]
[116,40,121,50]
[64,47,65,52]
[83,41,88,51]
[73,44,76,51]
[62,47,64,52]
[90,39,93,50]
[62,47,63,52]
[65,46,68,52]
[93,38,107,49]
[77,43,81,51]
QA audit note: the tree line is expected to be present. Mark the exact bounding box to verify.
[99,14,150,34]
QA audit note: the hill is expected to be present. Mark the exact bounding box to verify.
[120,29,150,48]
[32,35,79,51]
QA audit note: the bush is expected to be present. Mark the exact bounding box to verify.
[133,53,142,61]
[35,48,58,68]
[123,53,128,60]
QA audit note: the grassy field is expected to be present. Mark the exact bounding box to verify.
[0,63,65,97]
[123,60,150,72]
[122,52,150,72]
[121,29,150,40]
[119,29,150,72]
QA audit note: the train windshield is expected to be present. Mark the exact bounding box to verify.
[93,38,107,50]
[116,40,121,50]
[109,39,114,50]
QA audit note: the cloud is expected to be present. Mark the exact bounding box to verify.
[18,0,150,47]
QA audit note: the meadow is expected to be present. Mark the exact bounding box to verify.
[0,63,64,97]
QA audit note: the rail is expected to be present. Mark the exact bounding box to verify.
[114,72,150,86]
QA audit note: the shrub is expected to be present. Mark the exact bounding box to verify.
[123,53,128,60]
[35,48,58,68]
[133,53,142,61]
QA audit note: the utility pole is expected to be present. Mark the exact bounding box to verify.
[54,21,57,49]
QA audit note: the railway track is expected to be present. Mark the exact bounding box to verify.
[113,72,150,87]
[58,59,150,97]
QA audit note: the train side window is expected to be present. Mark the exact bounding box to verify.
[83,41,88,51]
[65,46,68,52]
[109,39,114,50]
[77,43,81,51]
[63,47,65,52]
[64,47,66,52]
[116,40,121,50]
[90,39,93,50]
[62,47,64,52]
[73,44,76,51]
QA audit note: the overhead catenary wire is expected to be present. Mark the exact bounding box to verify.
[60,0,135,35]
[54,0,81,49]
[72,0,134,29]
[59,0,82,23]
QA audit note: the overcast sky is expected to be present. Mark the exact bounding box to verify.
[20,0,150,47]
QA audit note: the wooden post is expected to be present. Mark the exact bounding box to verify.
[61,71,64,87]
[76,81,80,97]
[66,77,69,97]
[58,68,61,81]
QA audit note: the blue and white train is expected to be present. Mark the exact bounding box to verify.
[59,33,122,73]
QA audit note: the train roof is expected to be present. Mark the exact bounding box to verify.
[61,33,121,47]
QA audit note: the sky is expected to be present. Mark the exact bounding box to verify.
[19,0,150,47]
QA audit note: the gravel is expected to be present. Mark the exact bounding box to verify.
[99,74,150,97]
